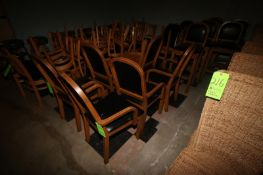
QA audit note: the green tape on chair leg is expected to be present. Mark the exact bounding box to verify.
[46,82,54,95]
[3,64,11,77]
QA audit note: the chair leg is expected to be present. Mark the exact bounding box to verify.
[135,115,147,139]
[73,104,81,132]
[173,80,180,100]
[103,136,110,164]
[31,83,43,107]
[83,116,90,142]
[158,87,165,113]
[163,87,170,112]
[13,76,26,97]
[56,96,65,120]
[185,57,197,93]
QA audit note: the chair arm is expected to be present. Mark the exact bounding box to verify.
[146,82,164,98]
[81,81,104,98]
[98,106,138,126]
[146,68,172,81]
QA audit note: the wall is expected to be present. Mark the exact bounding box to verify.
[2,0,263,40]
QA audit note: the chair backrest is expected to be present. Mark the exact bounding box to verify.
[203,19,221,39]
[162,24,181,48]
[110,58,146,98]
[80,41,110,77]
[216,21,244,44]
[142,36,163,68]
[184,23,209,47]
[59,72,101,121]
[48,36,77,73]
[167,46,196,86]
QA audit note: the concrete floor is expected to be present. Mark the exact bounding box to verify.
[0,75,209,175]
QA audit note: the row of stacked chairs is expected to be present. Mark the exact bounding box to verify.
[0,16,249,164]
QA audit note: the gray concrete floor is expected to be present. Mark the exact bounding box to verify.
[0,75,210,175]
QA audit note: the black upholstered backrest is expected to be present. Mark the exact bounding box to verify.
[217,21,243,43]
[81,44,107,75]
[143,36,162,66]
[203,20,220,38]
[111,58,144,96]
[185,23,209,44]
[163,24,181,48]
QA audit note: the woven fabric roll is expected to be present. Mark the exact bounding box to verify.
[192,71,263,174]
[228,52,263,78]
[241,41,263,55]
[166,148,255,175]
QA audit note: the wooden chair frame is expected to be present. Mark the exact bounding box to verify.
[2,48,47,106]
[146,46,195,111]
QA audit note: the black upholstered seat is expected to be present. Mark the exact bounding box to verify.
[88,92,143,132]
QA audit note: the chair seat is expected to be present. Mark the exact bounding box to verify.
[148,70,171,84]
[86,92,141,132]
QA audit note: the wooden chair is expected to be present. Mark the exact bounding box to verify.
[31,55,102,131]
[175,23,209,85]
[59,72,145,164]
[146,46,195,111]
[109,57,165,115]
[1,48,47,106]
[79,40,114,92]
[204,21,244,74]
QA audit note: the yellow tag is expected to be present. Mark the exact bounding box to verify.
[95,122,105,137]
[206,71,229,100]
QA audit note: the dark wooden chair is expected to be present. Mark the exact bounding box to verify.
[59,72,145,164]
[205,21,244,73]
[175,23,209,85]
[109,57,165,116]
[1,48,47,106]
[32,55,102,131]
[146,46,195,111]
